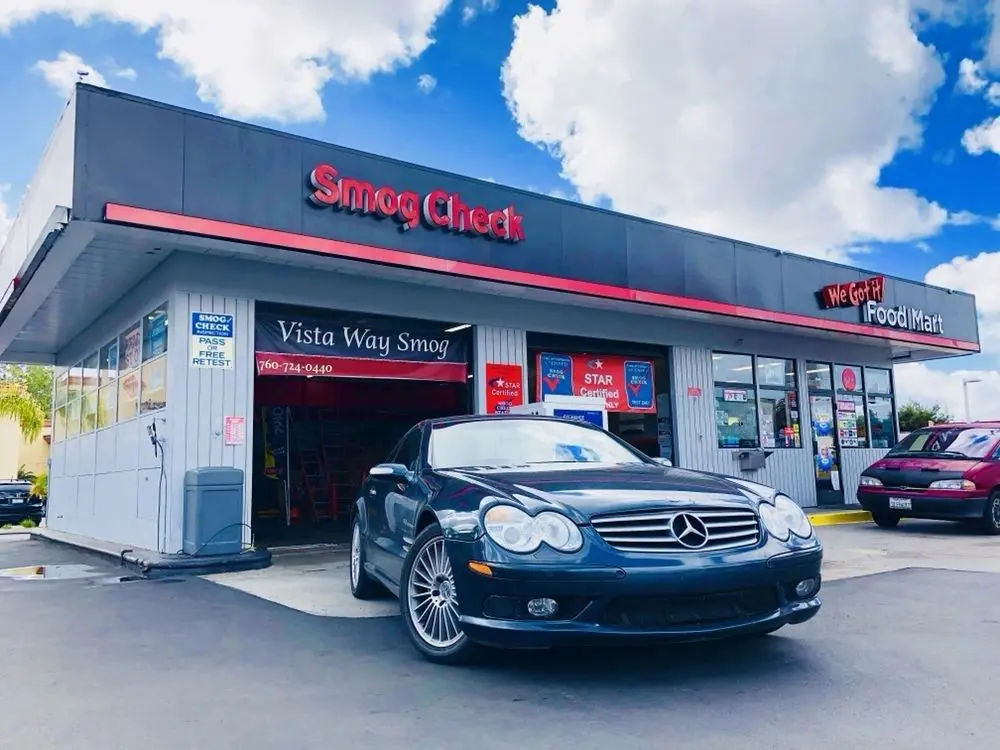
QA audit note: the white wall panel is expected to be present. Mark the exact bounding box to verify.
[166,292,255,550]
[474,326,527,413]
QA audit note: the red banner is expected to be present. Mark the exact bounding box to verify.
[484,363,524,414]
[536,352,656,413]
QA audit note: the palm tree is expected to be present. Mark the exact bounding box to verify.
[0,382,45,442]
[16,465,36,483]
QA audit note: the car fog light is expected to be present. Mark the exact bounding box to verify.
[795,578,819,598]
[527,597,559,617]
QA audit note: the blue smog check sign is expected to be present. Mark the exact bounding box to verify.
[190,312,235,369]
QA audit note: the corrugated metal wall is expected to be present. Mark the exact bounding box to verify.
[840,448,889,506]
[671,347,817,507]
[474,326,527,414]
[166,292,255,550]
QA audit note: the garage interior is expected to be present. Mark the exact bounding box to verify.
[252,307,473,547]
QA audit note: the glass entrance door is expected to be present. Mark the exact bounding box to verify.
[806,363,844,506]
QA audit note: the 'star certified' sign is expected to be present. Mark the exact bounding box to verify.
[307,163,525,242]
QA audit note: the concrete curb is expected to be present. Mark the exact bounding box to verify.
[28,527,272,577]
[807,509,873,527]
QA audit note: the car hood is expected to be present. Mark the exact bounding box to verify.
[438,463,758,522]
[870,456,981,473]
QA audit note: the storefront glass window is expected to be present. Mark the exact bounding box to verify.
[714,385,759,448]
[118,369,140,422]
[99,338,119,386]
[54,405,67,443]
[82,352,100,393]
[68,363,82,403]
[834,363,869,448]
[97,384,118,429]
[806,362,832,392]
[66,396,81,439]
[140,355,167,413]
[868,395,895,449]
[54,367,69,410]
[757,358,801,449]
[119,322,142,373]
[865,367,892,395]
[142,303,169,362]
[712,353,754,385]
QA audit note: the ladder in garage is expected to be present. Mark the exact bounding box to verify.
[297,447,336,522]
[317,408,354,520]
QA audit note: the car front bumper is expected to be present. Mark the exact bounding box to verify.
[447,541,823,649]
[856,490,987,521]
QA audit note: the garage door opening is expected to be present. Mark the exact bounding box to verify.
[252,304,472,548]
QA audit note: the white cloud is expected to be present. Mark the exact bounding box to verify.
[961,115,1000,155]
[462,0,498,24]
[32,51,107,97]
[417,73,437,93]
[957,57,988,93]
[1,0,453,123]
[895,362,1000,421]
[924,251,1000,351]
[114,66,137,81]
[0,184,13,250]
[501,1,962,261]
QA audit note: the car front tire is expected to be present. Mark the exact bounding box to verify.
[981,492,1000,535]
[400,522,479,665]
[872,512,900,529]
[349,514,382,600]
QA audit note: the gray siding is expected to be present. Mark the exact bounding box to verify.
[670,347,817,505]
[47,266,172,549]
[671,346,892,507]
[841,448,889,507]
[473,326,528,414]
[166,292,255,550]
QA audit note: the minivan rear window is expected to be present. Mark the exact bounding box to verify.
[887,427,1000,459]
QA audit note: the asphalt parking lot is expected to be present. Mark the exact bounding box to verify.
[3,522,1000,750]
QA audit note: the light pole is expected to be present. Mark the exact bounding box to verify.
[963,377,982,422]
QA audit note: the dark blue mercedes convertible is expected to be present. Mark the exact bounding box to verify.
[350,414,822,663]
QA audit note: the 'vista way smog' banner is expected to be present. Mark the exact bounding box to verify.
[537,352,655,413]
[255,308,469,382]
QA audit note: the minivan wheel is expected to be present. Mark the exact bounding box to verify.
[872,512,900,529]
[981,492,1000,535]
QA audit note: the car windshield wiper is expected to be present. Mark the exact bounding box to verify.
[889,450,974,459]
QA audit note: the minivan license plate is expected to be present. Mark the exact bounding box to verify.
[888,497,911,511]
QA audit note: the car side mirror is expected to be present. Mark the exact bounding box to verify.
[652,457,673,468]
[369,463,412,481]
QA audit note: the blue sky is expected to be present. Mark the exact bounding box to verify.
[2,0,1000,416]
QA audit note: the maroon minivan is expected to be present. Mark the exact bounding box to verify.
[857,422,1000,533]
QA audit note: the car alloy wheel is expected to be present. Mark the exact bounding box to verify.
[349,514,381,600]
[400,523,479,664]
[407,536,463,648]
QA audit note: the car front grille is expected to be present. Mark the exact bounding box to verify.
[599,587,780,628]
[590,507,760,553]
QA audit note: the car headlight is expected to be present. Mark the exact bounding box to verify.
[759,495,812,541]
[928,479,976,490]
[859,476,882,487]
[483,504,583,553]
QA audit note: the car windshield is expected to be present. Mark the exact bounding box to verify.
[428,418,645,469]
[886,427,1000,459]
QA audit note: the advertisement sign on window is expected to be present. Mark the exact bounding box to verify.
[537,352,656,413]
[484,363,524,414]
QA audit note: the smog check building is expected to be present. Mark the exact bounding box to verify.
[0,86,980,554]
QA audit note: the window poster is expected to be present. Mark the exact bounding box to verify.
[759,399,776,448]
[120,322,141,372]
